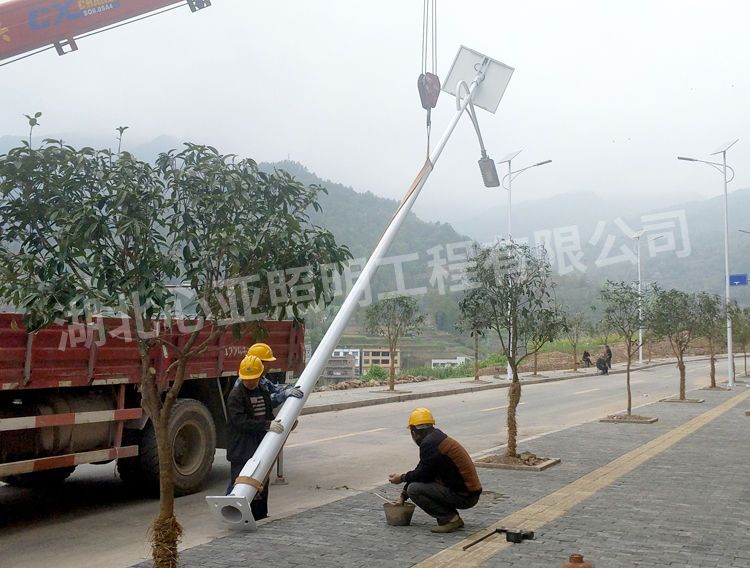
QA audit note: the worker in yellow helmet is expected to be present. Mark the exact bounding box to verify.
[388,408,482,533]
[234,343,304,405]
[225,354,286,520]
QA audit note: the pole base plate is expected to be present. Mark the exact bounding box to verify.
[205,495,257,531]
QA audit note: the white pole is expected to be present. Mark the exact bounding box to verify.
[638,237,643,366]
[722,150,735,387]
[507,160,512,242]
[207,73,488,531]
[506,159,513,381]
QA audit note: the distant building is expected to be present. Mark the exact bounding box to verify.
[319,355,356,384]
[332,348,362,375]
[361,348,401,375]
[431,356,468,369]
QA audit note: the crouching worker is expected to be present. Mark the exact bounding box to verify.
[226,354,301,520]
[388,408,482,533]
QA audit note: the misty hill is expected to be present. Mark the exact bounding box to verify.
[260,160,469,259]
[3,134,748,309]
[0,134,183,161]
[451,186,750,307]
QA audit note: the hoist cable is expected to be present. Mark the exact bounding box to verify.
[421,0,428,75]
[431,0,437,76]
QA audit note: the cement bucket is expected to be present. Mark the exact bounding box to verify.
[383,502,416,526]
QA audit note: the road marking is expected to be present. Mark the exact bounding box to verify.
[284,427,387,448]
[411,389,750,568]
[481,402,526,412]
[631,380,645,384]
[573,388,599,395]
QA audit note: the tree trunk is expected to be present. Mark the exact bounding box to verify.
[149,414,182,568]
[678,357,686,400]
[474,333,479,381]
[626,354,632,415]
[389,340,396,391]
[709,341,716,388]
[572,344,578,372]
[744,350,747,376]
[506,379,521,458]
[533,350,538,376]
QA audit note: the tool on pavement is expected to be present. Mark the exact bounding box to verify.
[462,527,534,550]
[371,492,394,503]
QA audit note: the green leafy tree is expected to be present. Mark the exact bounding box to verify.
[694,292,725,388]
[600,281,652,415]
[0,139,350,568]
[457,288,492,381]
[364,295,426,390]
[464,241,564,457]
[564,310,589,372]
[646,288,700,400]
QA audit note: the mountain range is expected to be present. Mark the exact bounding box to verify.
[3,133,748,307]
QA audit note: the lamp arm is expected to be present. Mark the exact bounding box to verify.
[456,80,489,159]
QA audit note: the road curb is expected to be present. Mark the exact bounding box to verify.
[300,356,719,416]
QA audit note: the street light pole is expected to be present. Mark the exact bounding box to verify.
[632,232,664,365]
[678,140,738,387]
[496,153,551,379]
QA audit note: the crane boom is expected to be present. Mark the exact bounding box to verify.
[0,0,210,63]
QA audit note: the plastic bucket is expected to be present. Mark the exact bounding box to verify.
[383,502,416,526]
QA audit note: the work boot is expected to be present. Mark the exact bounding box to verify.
[430,516,464,533]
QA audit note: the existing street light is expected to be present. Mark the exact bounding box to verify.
[678,140,738,387]
[631,231,664,365]
[498,152,552,241]
[496,152,551,379]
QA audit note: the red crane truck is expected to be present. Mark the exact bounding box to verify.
[0,0,306,496]
[0,313,305,495]
[0,0,210,63]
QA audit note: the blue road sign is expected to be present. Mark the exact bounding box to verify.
[729,274,748,286]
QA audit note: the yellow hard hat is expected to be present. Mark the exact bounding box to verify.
[238,355,264,381]
[407,408,435,429]
[247,342,276,362]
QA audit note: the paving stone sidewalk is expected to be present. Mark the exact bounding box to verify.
[133,384,750,568]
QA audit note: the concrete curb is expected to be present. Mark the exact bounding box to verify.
[300,355,720,416]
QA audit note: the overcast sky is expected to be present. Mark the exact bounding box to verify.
[1,0,749,224]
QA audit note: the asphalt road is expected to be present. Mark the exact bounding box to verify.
[0,359,729,568]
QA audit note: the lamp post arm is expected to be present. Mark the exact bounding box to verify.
[501,160,552,191]
[677,157,735,181]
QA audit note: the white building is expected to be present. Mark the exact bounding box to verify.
[431,356,467,369]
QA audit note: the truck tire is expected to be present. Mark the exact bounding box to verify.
[117,399,216,497]
[1,466,76,487]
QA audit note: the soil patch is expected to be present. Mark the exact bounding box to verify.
[474,451,560,471]
[600,414,657,424]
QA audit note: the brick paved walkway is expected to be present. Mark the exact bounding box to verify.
[132,385,750,568]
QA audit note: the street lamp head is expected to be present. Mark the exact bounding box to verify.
[677,156,697,161]
[534,160,552,167]
[478,157,501,187]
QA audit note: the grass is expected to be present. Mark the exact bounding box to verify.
[398,353,508,380]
